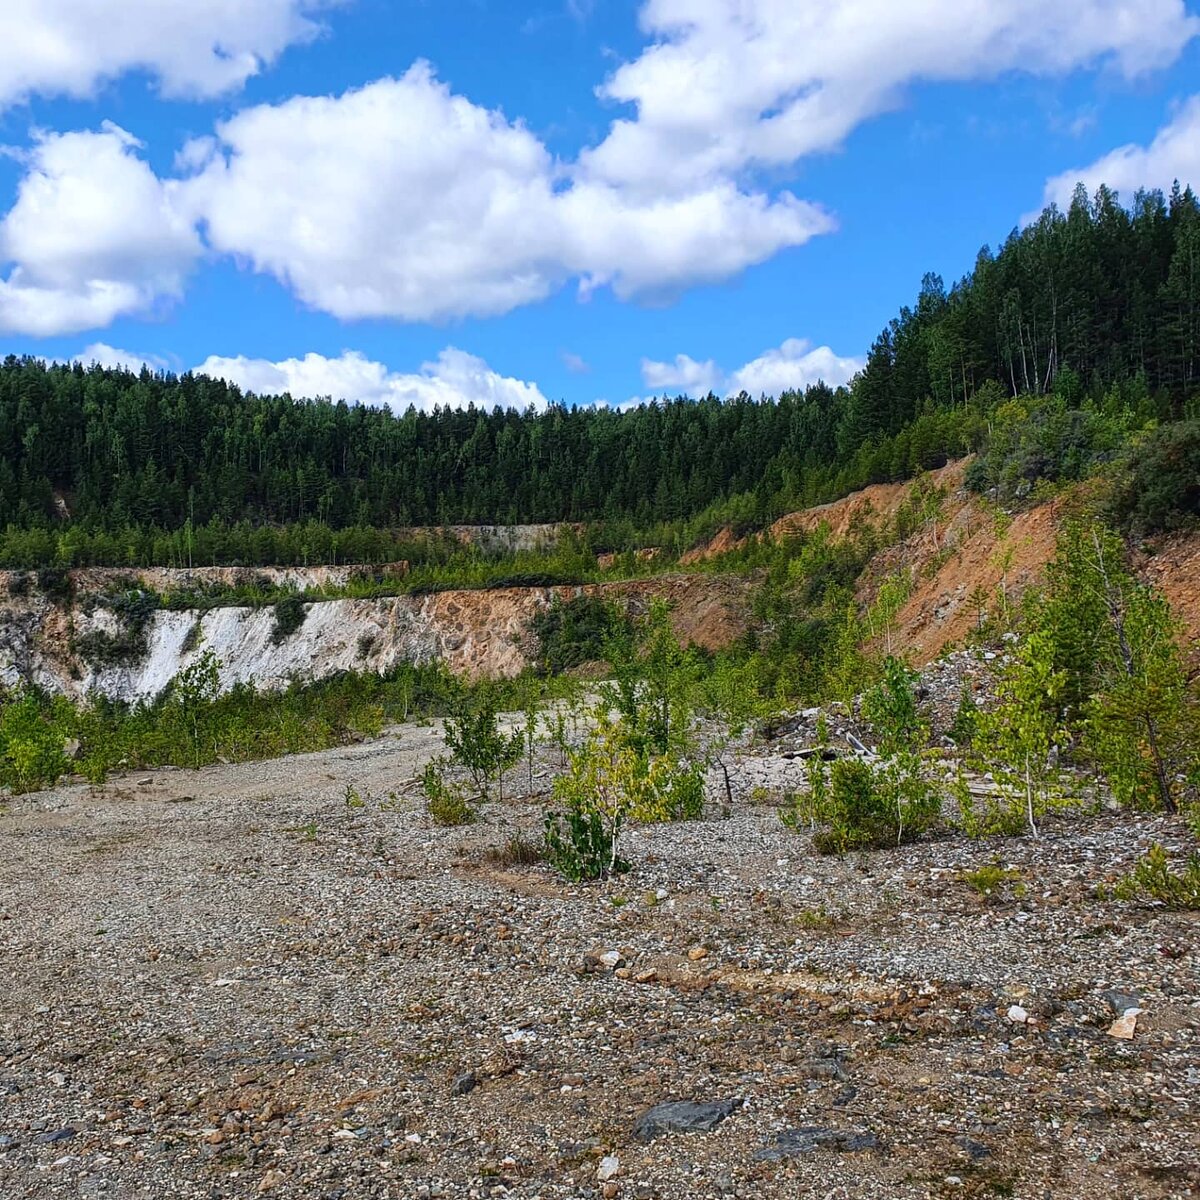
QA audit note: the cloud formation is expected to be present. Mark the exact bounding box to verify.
[727,338,865,397]
[582,0,1198,193]
[76,342,171,372]
[0,123,200,335]
[194,348,551,413]
[182,66,829,322]
[1,1,1197,336]
[641,338,862,400]
[641,353,722,396]
[1038,95,1200,211]
[0,0,330,109]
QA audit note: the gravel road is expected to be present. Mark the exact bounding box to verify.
[1,723,1198,1199]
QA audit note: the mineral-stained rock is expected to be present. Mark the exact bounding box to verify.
[1108,1010,1141,1040]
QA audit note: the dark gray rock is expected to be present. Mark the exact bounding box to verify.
[34,1127,77,1145]
[452,1071,477,1096]
[754,1126,880,1160]
[955,1135,991,1160]
[632,1099,741,1142]
[1101,989,1140,1015]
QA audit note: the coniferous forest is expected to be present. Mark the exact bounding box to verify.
[2,184,1199,567]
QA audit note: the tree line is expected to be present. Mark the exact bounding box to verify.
[0,183,1197,566]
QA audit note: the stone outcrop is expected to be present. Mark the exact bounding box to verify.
[0,573,751,704]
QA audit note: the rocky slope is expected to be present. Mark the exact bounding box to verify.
[0,573,750,704]
[697,459,1200,667]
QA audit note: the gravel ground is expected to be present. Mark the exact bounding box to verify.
[1,720,1198,1200]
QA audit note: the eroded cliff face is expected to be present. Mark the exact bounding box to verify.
[684,458,1200,668]
[0,573,751,704]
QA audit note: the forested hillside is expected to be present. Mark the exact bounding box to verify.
[1,183,1198,567]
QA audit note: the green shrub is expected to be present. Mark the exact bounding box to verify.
[164,651,223,767]
[0,690,71,793]
[181,620,203,654]
[862,656,926,753]
[73,628,142,667]
[964,395,1132,504]
[1112,844,1200,910]
[271,594,308,644]
[603,598,702,757]
[964,625,1071,838]
[442,690,523,803]
[660,764,705,820]
[0,662,492,790]
[543,805,628,882]
[36,568,74,605]
[73,588,161,667]
[814,760,878,853]
[544,701,702,880]
[813,756,940,854]
[948,687,980,747]
[959,861,1026,902]
[531,595,633,674]
[1111,419,1200,534]
[421,761,475,826]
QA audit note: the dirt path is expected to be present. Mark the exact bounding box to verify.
[1,731,1198,1199]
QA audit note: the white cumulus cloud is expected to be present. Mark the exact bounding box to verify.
[640,337,863,400]
[0,0,332,109]
[0,123,200,336]
[582,0,1198,193]
[194,348,551,413]
[181,65,828,322]
[76,342,171,372]
[727,338,864,396]
[1037,95,1200,212]
[641,353,721,395]
[2,1,1196,336]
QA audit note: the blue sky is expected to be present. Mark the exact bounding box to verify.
[1,1,1199,411]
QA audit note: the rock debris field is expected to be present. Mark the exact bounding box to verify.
[1,717,1198,1199]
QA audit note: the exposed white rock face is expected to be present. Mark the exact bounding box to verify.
[68,594,511,704]
[0,572,749,705]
